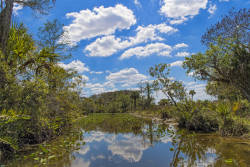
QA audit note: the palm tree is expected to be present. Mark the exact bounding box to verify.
[130,91,139,111]
[189,90,196,100]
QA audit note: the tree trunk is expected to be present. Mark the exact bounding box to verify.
[0,0,14,54]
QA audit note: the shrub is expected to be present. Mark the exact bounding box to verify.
[220,118,248,136]
[178,110,219,132]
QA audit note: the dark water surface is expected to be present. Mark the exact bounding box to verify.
[4,114,250,167]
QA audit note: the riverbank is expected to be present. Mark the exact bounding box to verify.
[131,112,177,125]
[131,111,250,140]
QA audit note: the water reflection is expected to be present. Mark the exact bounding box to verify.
[4,114,250,167]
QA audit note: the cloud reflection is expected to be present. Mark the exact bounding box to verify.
[108,134,151,162]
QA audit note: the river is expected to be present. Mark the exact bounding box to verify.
[3,113,250,167]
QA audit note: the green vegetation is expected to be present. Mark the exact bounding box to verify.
[5,114,250,167]
[147,8,250,137]
[0,1,249,165]
[81,89,157,114]
[0,3,84,160]
[81,8,250,138]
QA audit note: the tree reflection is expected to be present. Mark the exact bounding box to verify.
[170,130,250,167]
[6,114,250,167]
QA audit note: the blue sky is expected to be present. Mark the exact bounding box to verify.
[14,0,249,100]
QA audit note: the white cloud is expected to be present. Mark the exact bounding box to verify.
[176,52,190,57]
[13,3,23,15]
[185,82,215,101]
[85,35,131,57]
[85,83,107,95]
[58,60,89,73]
[105,70,112,74]
[90,71,104,74]
[77,145,90,155]
[208,4,217,15]
[160,0,208,24]
[170,60,183,67]
[83,68,148,96]
[106,68,148,87]
[83,131,116,143]
[174,43,188,49]
[81,75,89,82]
[85,23,178,57]
[120,43,172,60]
[62,4,136,45]
[72,158,90,167]
[134,0,141,6]
[108,134,151,162]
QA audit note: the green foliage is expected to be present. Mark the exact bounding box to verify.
[206,81,241,101]
[37,19,73,62]
[79,114,152,134]
[82,90,143,113]
[149,64,187,108]
[0,22,83,158]
[188,90,196,100]
[183,9,250,101]
[216,102,249,136]
[174,100,249,136]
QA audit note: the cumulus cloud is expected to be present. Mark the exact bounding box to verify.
[170,60,183,67]
[185,82,215,100]
[58,60,89,73]
[119,42,187,60]
[160,0,208,24]
[85,35,131,57]
[174,43,188,49]
[90,71,104,74]
[85,23,178,57]
[84,83,107,95]
[120,43,172,59]
[81,75,89,82]
[83,68,148,95]
[106,68,148,87]
[83,80,118,95]
[176,52,190,57]
[62,4,136,45]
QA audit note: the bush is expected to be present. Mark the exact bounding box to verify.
[220,118,248,136]
[160,109,174,119]
[178,110,219,132]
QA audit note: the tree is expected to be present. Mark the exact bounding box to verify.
[189,90,196,100]
[206,81,240,101]
[201,8,249,47]
[0,22,84,152]
[130,91,139,111]
[183,9,250,101]
[0,0,56,53]
[138,81,154,109]
[144,82,154,108]
[149,64,187,109]
[38,19,73,62]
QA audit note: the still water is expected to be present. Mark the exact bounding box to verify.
[5,114,250,167]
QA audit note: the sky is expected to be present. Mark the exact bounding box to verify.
[13,0,249,101]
